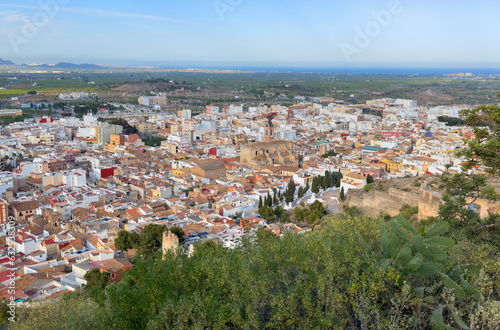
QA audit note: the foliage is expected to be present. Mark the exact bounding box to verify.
[12,211,500,329]
[458,96,500,176]
[142,136,166,147]
[258,206,275,222]
[311,176,320,194]
[293,201,326,225]
[336,169,343,188]
[322,150,338,158]
[363,184,372,192]
[438,115,465,126]
[114,225,184,256]
[380,216,480,329]
[340,187,346,200]
[399,204,419,221]
[104,118,138,134]
[285,179,296,204]
[11,289,105,330]
[84,269,110,290]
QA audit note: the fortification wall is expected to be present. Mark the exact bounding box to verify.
[418,189,442,220]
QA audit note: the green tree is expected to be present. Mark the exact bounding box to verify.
[84,269,110,289]
[258,196,263,209]
[138,224,169,254]
[114,230,139,252]
[336,169,343,188]
[258,206,275,222]
[311,177,320,194]
[267,191,273,207]
[340,187,345,201]
[363,184,372,192]
[298,186,304,198]
[324,170,333,189]
[285,179,296,204]
[458,95,500,176]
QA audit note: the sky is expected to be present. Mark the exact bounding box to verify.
[0,0,499,69]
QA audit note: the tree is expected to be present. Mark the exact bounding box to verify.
[138,224,169,254]
[363,184,372,192]
[336,170,343,188]
[309,200,326,217]
[258,206,275,222]
[367,174,374,184]
[84,269,110,289]
[286,179,296,204]
[114,230,138,252]
[273,190,277,206]
[258,196,263,209]
[340,187,345,201]
[294,207,305,222]
[324,170,333,189]
[267,192,273,207]
[311,177,320,194]
[458,95,500,176]
[298,186,304,199]
[307,211,319,225]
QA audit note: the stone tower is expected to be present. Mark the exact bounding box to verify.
[162,231,179,259]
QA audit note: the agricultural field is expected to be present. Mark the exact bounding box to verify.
[0,69,499,106]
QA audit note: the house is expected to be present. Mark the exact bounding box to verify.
[10,200,41,223]
[340,172,367,193]
[99,258,133,282]
[191,160,226,181]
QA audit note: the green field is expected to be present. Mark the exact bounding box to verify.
[1,69,499,105]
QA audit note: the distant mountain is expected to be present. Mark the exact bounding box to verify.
[53,62,102,69]
[22,62,103,69]
[0,58,15,66]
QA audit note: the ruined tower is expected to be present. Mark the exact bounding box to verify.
[162,231,179,259]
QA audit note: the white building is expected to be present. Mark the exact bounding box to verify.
[275,130,297,141]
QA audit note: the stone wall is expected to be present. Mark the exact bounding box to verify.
[418,188,442,220]
[347,188,420,217]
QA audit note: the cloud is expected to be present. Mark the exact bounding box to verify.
[0,10,27,24]
[0,4,187,23]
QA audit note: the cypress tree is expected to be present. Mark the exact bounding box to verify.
[312,177,320,194]
[340,187,345,200]
[258,196,263,208]
[336,170,343,188]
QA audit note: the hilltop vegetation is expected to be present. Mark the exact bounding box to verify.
[8,211,500,329]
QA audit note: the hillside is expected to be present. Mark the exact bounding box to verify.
[8,212,500,329]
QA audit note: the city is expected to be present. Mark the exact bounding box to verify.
[0,0,499,328]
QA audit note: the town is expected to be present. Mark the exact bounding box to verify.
[0,88,497,305]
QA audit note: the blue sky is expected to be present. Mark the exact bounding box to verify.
[0,0,499,68]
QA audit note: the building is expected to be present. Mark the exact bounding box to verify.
[179,109,192,120]
[191,160,226,181]
[138,122,157,138]
[275,130,296,141]
[0,199,7,225]
[138,96,167,106]
[206,105,220,115]
[240,140,296,169]
[99,258,133,282]
[9,200,41,223]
